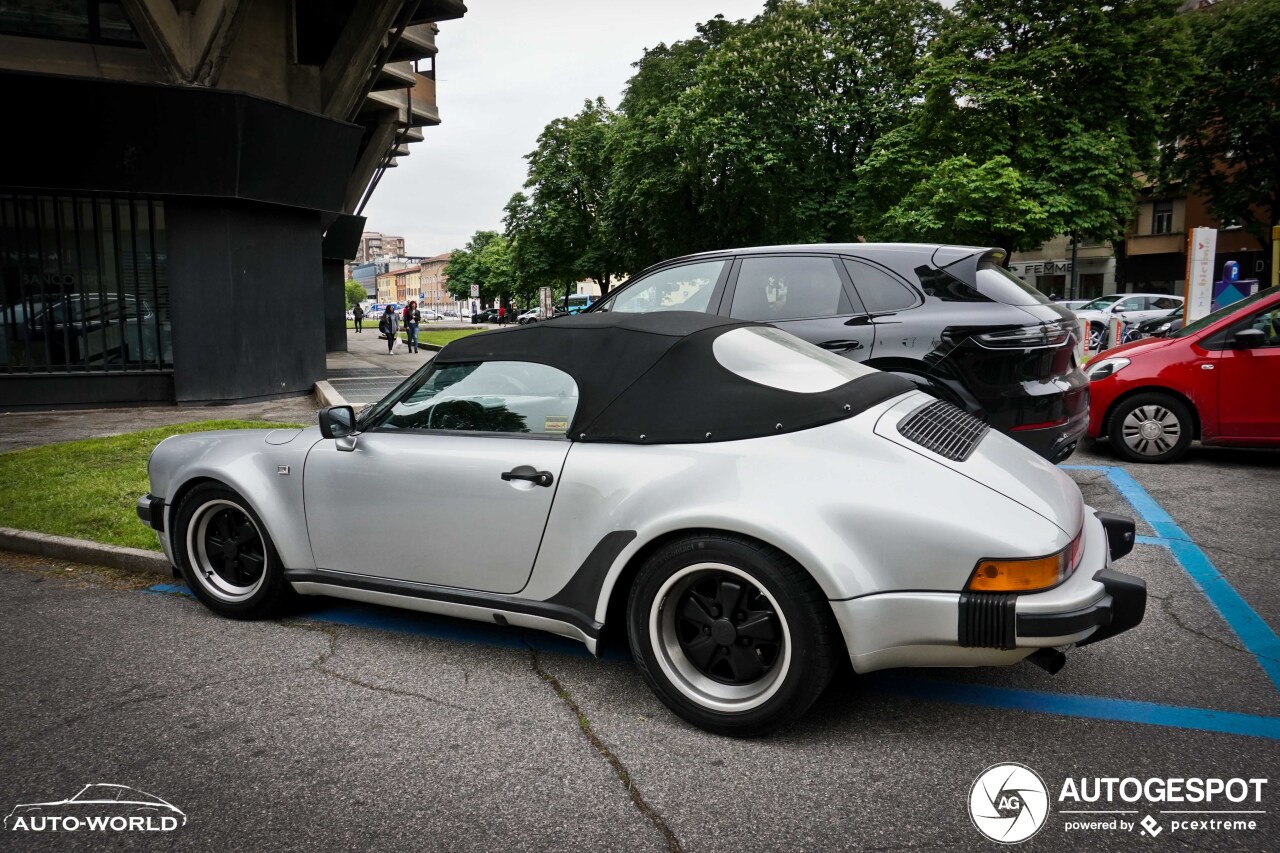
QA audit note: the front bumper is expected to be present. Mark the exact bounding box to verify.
[136,494,165,532]
[831,507,1147,673]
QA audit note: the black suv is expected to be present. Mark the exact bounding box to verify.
[587,244,1088,461]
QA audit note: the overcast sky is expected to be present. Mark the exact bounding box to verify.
[358,0,767,257]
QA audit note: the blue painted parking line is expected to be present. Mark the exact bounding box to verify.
[144,465,1280,738]
[1064,464,1280,693]
[868,677,1280,741]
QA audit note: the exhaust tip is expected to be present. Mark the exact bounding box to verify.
[1027,648,1067,675]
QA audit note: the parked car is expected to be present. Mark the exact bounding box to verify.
[1073,293,1184,350]
[139,311,1144,736]
[517,306,568,324]
[586,244,1089,462]
[471,308,500,324]
[417,309,442,322]
[1056,299,1093,313]
[1086,286,1280,463]
[1130,308,1185,341]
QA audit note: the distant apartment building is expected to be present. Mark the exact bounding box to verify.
[375,266,423,305]
[418,253,453,309]
[356,232,407,264]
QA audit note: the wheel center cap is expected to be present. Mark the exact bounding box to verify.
[711,618,737,645]
[1140,421,1163,439]
[225,543,239,560]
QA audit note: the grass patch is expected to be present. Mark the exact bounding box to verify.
[418,329,481,347]
[0,420,301,552]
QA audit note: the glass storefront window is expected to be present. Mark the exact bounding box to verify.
[0,193,171,374]
[0,0,142,45]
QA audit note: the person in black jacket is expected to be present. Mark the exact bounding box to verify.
[352,304,365,333]
[380,305,399,354]
[404,300,422,353]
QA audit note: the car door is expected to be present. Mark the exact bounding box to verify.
[1111,295,1151,325]
[719,254,875,360]
[1213,302,1280,439]
[303,359,581,594]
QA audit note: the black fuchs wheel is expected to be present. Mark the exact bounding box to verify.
[173,482,293,619]
[627,534,839,737]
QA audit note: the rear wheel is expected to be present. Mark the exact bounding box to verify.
[173,482,292,619]
[627,534,838,737]
[1088,323,1105,351]
[1108,392,1194,463]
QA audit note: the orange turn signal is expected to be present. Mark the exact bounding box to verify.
[968,528,1084,592]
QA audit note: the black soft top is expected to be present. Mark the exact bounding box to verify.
[434,311,913,444]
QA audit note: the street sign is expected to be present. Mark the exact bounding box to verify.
[469,284,479,298]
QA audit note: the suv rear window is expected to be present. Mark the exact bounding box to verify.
[973,264,1053,306]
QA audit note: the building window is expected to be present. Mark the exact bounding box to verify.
[0,1,143,46]
[1152,201,1174,235]
[0,193,171,375]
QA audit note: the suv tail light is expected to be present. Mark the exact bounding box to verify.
[974,321,1074,349]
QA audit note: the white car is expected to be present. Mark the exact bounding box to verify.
[138,312,1145,736]
[1074,294,1185,349]
[417,309,441,321]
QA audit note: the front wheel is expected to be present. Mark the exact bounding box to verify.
[1108,392,1194,463]
[173,483,293,619]
[627,534,839,737]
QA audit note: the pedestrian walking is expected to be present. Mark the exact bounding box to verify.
[498,304,506,325]
[405,300,421,354]
[380,305,400,354]
[352,304,365,333]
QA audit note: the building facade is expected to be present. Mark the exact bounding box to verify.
[0,0,465,409]
[356,232,406,264]
[1009,236,1117,299]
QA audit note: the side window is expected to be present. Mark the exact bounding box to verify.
[602,260,725,314]
[379,361,578,436]
[1244,305,1280,347]
[1152,297,1181,311]
[1116,297,1146,312]
[729,256,849,322]
[845,260,918,313]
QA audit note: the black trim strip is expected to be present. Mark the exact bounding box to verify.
[283,568,603,640]
[544,531,637,616]
[958,591,1017,649]
[1017,598,1112,638]
[137,494,165,532]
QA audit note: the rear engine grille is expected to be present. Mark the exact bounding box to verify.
[897,399,990,462]
[958,592,1017,649]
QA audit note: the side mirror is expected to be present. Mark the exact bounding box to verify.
[319,405,357,439]
[1233,328,1266,349]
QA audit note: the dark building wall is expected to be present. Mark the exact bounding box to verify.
[322,259,348,353]
[168,201,326,403]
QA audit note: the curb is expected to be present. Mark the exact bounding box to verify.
[0,527,172,577]
[314,379,347,409]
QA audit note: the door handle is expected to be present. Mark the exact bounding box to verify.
[819,339,864,352]
[501,469,554,487]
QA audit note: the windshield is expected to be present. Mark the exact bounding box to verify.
[1079,295,1121,311]
[1174,287,1279,338]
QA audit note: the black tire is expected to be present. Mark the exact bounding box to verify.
[1108,392,1194,464]
[172,482,293,619]
[627,533,839,737]
[1088,323,1105,351]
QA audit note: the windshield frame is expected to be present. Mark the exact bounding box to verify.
[1079,295,1121,311]
[1172,286,1280,339]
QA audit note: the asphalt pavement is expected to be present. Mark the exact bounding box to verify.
[1,435,1278,850]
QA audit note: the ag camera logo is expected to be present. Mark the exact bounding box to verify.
[969,763,1050,844]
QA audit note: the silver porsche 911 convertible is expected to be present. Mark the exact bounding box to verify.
[139,311,1145,736]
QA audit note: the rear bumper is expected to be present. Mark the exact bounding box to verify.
[1005,398,1090,463]
[832,507,1146,673]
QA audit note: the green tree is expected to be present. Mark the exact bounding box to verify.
[506,98,623,295]
[1162,0,1280,249]
[608,0,941,269]
[858,0,1188,255]
[444,231,519,306]
[344,279,367,309]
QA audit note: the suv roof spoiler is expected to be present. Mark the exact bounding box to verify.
[931,245,1005,285]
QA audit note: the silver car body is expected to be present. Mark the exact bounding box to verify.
[144,387,1118,672]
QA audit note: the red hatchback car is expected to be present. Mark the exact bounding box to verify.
[1086,286,1280,463]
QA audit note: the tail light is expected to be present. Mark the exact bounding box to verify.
[974,321,1074,349]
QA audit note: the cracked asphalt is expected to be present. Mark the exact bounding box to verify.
[1,441,1278,851]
